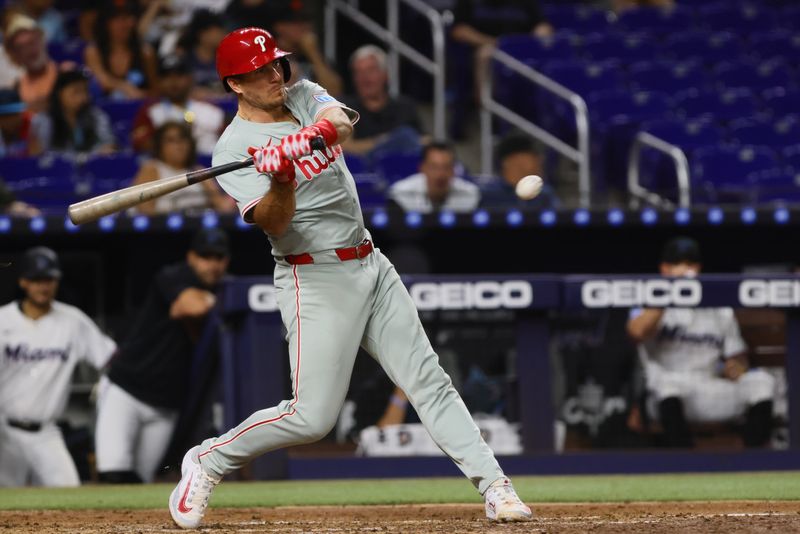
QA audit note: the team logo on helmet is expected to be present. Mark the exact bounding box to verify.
[254,35,267,52]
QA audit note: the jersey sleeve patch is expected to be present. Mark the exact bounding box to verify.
[313,93,335,103]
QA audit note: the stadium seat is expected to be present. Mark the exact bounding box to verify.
[712,60,794,91]
[675,88,759,121]
[695,4,775,32]
[373,152,420,183]
[99,99,144,146]
[642,118,723,149]
[615,5,694,35]
[344,153,366,175]
[589,89,672,123]
[353,173,387,208]
[747,31,799,61]
[762,88,800,118]
[542,60,625,95]
[47,39,86,64]
[662,32,743,64]
[497,34,575,66]
[541,5,612,33]
[628,60,709,93]
[579,33,658,63]
[749,167,800,203]
[784,145,800,170]
[0,155,76,183]
[778,5,800,30]
[4,176,80,212]
[692,145,779,202]
[82,153,141,193]
[729,118,799,149]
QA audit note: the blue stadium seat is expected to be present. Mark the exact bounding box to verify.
[662,32,743,63]
[99,99,144,146]
[628,60,709,93]
[762,88,800,117]
[353,173,387,208]
[579,33,658,63]
[729,117,799,149]
[749,168,800,203]
[542,60,624,95]
[589,89,672,123]
[344,153,366,175]
[692,145,779,202]
[696,4,775,32]
[712,60,794,91]
[497,34,575,66]
[47,39,86,64]
[0,155,76,183]
[542,5,612,33]
[779,5,800,30]
[642,119,723,149]
[747,31,799,61]
[615,5,693,35]
[4,177,79,212]
[675,88,758,121]
[784,145,800,170]
[373,152,420,183]
[82,153,141,192]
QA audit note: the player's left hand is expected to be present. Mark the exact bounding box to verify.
[247,145,296,183]
[723,357,748,381]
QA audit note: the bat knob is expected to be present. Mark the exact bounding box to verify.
[310,136,326,152]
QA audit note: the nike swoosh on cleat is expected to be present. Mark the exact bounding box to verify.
[177,473,194,514]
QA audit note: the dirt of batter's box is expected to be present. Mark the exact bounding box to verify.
[1,501,799,534]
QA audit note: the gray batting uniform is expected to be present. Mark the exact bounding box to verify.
[201,80,504,493]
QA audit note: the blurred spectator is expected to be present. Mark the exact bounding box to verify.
[4,13,60,112]
[340,45,423,158]
[224,0,278,32]
[0,88,33,157]
[451,0,553,106]
[11,0,67,44]
[131,121,233,215]
[613,0,674,13]
[131,55,225,155]
[83,2,158,100]
[174,10,227,99]
[480,133,558,208]
[29,69,115,157]
[627,237,775,448]
[271,2,343,96]
[388,141,480,213]
[137,0,225,56]
[0,178,39,216]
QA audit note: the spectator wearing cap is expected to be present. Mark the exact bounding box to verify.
[0,247,116,486]
[131,55,225,155]
[29,69,115,157]
[3,13,61,112]
[131,121,234,215]
[173,10,227,99]
[388,141,480,213]
[83,1,158,100]
[340,45,424,158]
[95,229,231,483]
[0,88,33,157]
[13,0,68,44]
[480,133,559,208]
[270,1,343,96]
[627,237,775,449]
[0,11,24,90]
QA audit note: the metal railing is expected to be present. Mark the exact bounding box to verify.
[480,48,591,208]
[627,132,691,209]
[324,0,446,139]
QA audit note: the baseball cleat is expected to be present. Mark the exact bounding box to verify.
[484,478,533,522]
[169,446,221,529]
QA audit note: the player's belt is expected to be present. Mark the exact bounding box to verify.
[6,419,42,432]
[285,239,374,265]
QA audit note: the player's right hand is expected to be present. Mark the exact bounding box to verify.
[248,145,296,183]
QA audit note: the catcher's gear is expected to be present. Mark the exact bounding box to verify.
[216,27,291,91]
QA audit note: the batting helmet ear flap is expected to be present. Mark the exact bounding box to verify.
[279,56,291,83]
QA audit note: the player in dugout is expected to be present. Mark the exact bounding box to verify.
[0,247,116,486]
[95,228,230,483]
[166,27,532,528]
[627,237,775,449]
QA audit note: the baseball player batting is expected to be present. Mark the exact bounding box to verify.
[168,27,531,528]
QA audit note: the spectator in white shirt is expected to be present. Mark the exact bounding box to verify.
[388,141,480,213]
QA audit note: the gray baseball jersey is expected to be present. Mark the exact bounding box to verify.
[198,79,506,495]
[214,80,364,258]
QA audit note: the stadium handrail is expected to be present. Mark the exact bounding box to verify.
[324,0,446,139]
[480,48,591,208]
[627,131,691,209]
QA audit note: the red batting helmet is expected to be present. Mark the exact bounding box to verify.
[216,27,291,92]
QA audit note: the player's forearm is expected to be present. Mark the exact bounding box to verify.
[317,107,354,145]
[627,308,666,342]
[170,288,216,319]
[253,178,296,236]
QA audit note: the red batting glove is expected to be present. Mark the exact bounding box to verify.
[247,145,296,183]
[279,119,339,160]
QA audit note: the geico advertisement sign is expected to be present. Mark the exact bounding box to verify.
[248,284,279,312]
[409,281,533,310]
[739,280,800,307]
[248,281,534,312]
[581,279,702,308]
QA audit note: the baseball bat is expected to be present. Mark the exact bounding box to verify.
[68,137,326,225]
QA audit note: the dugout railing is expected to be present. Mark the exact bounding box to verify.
[206,273,800,480]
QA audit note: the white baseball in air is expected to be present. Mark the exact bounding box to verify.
[515,175,543,200]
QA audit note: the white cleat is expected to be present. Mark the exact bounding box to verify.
[484,478,533,522]
[168,446,221,529]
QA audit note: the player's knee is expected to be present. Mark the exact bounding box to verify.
[739,369,775,402]
[296,410,338,443]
